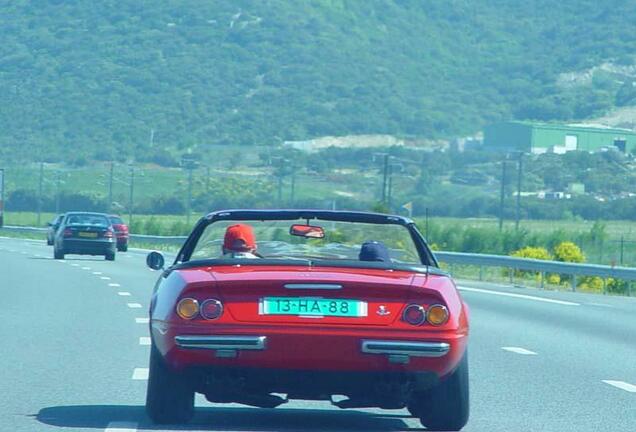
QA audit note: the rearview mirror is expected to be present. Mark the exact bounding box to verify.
[146,251,165,270]
[290,224,325,239]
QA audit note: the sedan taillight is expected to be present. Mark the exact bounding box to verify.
[103,229,114,238]
[63,228,73,237]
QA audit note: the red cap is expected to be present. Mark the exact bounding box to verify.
[223,224,257,252]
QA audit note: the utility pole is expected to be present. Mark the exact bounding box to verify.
[499,158,507,231]
[37,162,43,226]
[55,171,61,214]
[149,128,155,147]
[387,163,394,209]
[425,207,429,239]
[515,152,523,231]
[0,168,5,227]
[186,166,193,224]
[277,176,283,205]
[108,162,114,213]
[290,166,296,206]
[381,154,390,203]
[128,164,134,226]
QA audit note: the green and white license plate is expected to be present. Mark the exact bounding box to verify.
[78,231,98,238]
[261,297,367,317]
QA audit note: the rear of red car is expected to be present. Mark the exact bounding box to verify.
[145,209,470,431]
[108,215,129,252]
[149,264,469,429]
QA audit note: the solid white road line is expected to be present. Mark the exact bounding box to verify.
[127,303,143,308]
[458,286,580,306]
[118,292,131,296]
[105,421,138,432]
[139,337,151,346]
[132,368,149,380]
[100,276,111,280]
[135,317,150,324]
[502,346,538,356]
[602,380,636,393]
[109,283,121,287]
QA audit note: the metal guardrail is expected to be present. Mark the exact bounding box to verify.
[435,251,636,292]
[2,225,634,292]
[0,225,188,245]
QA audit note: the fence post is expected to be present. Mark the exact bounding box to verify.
[508,267,513,284]
[540,272,545,290]
[479,266,483,281]
[571,274,577,291]
[602,278,607,295]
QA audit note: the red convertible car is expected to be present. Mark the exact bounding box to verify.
[145,209,470,430]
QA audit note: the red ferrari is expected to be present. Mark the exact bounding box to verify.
[145,210,470,430]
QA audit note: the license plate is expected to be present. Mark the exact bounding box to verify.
[78,231,98,238]
[261,297,367,317]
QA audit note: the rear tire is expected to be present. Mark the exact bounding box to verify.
[117,243,128,252]
[47,238,53,246]
[146,343,195,424]
[409,351,469,431]
[54,248,64,260]
[105,251,116,261]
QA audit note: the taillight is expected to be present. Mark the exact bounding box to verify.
[103,229,114,238]
[402,304,426,326]
[427,304,449,326]
[63,228,73,237]
[200,299,223,320]
[176,298,199,320]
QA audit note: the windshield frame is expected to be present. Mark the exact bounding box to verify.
[175,209,438,268]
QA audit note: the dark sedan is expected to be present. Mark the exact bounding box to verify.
[53,212,116,261]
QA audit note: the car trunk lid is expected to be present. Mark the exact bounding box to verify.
[208,265,421,326]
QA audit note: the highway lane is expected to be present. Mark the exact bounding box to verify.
[0,236,634,431]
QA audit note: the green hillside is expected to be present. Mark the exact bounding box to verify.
[1,0,635,163]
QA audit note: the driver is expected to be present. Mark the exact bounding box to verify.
[222,224,261,259]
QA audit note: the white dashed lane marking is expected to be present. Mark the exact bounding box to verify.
[132,368,149,380]
[135,318,149,324]
[459,286,580,306]
[139,337,151,346]
[108,283,121,287]
[118,292,131,296]
[502,347,538,356]
[100,276,111,280]
[70,263,79,267]
[81,266,91,270]
[603,380,636,393]
[92,271,102,275]
[105,421,138,432]
[127,303,142,309]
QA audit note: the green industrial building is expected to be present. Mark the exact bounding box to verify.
[484,121,636,154]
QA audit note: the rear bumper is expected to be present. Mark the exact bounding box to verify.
[153,323,467,377]
[174,335,449,359]
[361,340,450,357]
[60,239,115,254]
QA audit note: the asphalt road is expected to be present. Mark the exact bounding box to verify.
[0,236,634,431]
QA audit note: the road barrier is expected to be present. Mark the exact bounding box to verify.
[2,225,634,294]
